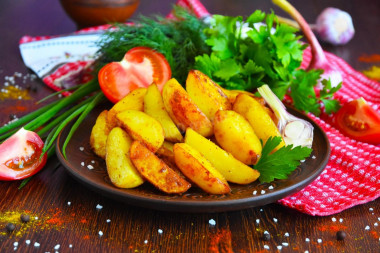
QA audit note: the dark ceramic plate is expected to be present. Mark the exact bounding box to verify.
[56,101,330,213]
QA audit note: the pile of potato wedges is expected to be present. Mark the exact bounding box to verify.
[90,70,286,195]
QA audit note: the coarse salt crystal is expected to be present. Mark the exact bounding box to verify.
[25,240,31,245]
[284,232,289,237]
[332,217,336,222]
[374,223,378,227]
[312,155,316,159]
[365,225,370,230]
[13,242,18,247]
[268,185,274,190]
[54,244,60,250]
[339,218,343,223]
[317,239,322,243]
[305,251,309,253]
[87,165,94,170]
[96,204,103,210]
[369,208,374,211]
[261,190,266,194]
[107,219,111,223]
[69,244,73,248]
[253,190,257,195]
[144,240,148,244]
[91,160,95,164]
[264,230,269,234]
[158,229,163,234]
[273,218,278,223]
[79,147,84,151]
[99,231,103,236]
[264,245,269,249]
[305,238,310,242]
[67,202,71,206]
[277,245,282,250]
[282,242,288,246]
[80,162,85,167]
[256,219,260,224]
[34,216,38,220]
[209,219,216,226]
[34,242,40,247]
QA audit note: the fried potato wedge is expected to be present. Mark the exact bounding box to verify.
[144,83,183,142]
[162,78,213,137]
[130,141,191,194]
[173,143,230,194]
[186,70,231,121]
[184,128,260,184]
[117,110,164,153]
[214,110,262,165]
[107,88,147,129]
[105,127,144,188]
[90,110,111,159]
[233,94,284,149]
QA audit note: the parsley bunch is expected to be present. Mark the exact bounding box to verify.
[195,10,340,115]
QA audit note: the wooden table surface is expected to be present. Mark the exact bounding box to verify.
[0,0,379,252]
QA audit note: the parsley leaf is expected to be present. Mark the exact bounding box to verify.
[254,137,312,183]
[319,79,342,114]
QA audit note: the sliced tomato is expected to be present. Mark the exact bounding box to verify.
[98,47,171,103]
[333,98,380,145]
[0,128,47,180]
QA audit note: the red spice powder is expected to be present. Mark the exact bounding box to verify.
[208,228,234,253]
[359,54,380,63]
[80,218,87,224]
[83,235,90,240]
[46,217,65,226]
[317,224,347,232]
[369,231,379,240]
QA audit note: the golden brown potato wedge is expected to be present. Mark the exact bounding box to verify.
[90,110,111,159]
[233,94,284,149]
[184,128,260,184]
[116,110,164,153]
[130,141,191,194]
[186,70,231,121]
[173,143,230,194]
[107,88,147,129]
[162,78,213,137]
[144,83,183,142]
[214,110,262,165]
[105,127,144,188]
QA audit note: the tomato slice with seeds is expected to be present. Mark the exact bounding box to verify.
[333,98,380,145]
[0,128,47,180]
[98,47,171,103]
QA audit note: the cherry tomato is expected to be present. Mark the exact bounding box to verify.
[333,98,380,145]
[0,128,47,180]
[98,47,171,103]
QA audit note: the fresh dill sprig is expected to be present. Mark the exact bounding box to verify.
[96,7,210,84]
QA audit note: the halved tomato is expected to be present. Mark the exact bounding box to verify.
[98,47,172,103]
[333,98,380,145]
[0,128,47,180]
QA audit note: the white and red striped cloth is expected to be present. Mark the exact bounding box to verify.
[19,0,380,216]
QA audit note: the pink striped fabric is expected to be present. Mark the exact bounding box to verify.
[21,0,379,215]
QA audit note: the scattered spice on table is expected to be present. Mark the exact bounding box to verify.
[208,228,233,253]
[359,54,380,63]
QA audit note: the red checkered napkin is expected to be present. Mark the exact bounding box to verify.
[19,0,379,216]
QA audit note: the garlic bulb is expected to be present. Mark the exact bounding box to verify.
[258,85,314,148]
[315,7,355,46]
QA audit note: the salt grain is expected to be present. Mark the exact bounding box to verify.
[312,155,316,159]
[317,239,322,243]
[69,244,73,248]
[261,190,266,194]
[282,242,288,246]
[332,217,336,222]
[96,204,103,210]
[158,229,163,234]
[253,190,257,195]
[107,219,111,223]
[87,165,94,170]
[264,230,269,234]
[13,242,18,247]
[305,238,310,242]
[67,202,71,206]
[369,208,374,211]
[339,218,343,223]
[256,219,260,224]
[81,162,85,167]
[374,222,378,227]
[365,225,370,230]
[268,185,274,190]
[273,218,278,223]
[144,240,148,244]
[99,231,103,236]
[284,232,289,237]
[209,219,216,226]
[79,147,84,151]
[264,245,269,249]
[277,245,282,250]
[54,244,60,250]
[25,240,31,245]
[34,216,38,220]
[34,242,40,247]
